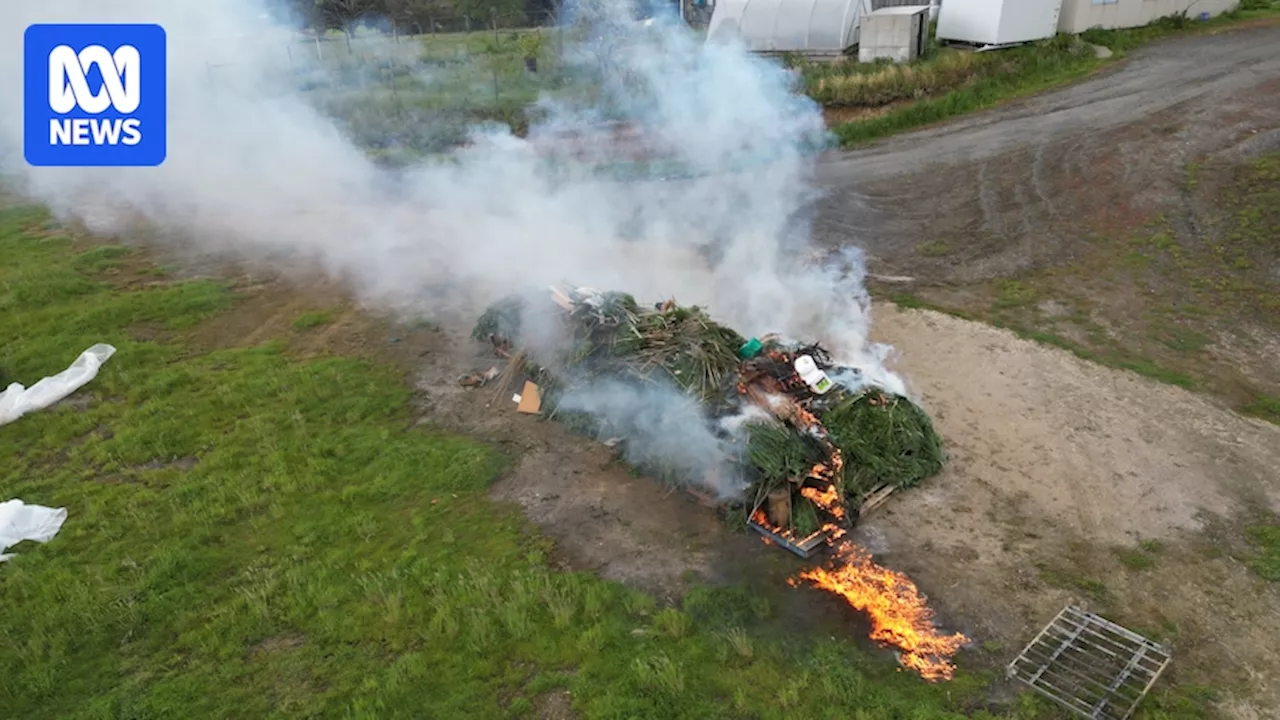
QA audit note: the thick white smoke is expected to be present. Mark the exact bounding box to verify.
[0,0,908,493]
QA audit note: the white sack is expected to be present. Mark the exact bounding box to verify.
[0,499,68,562]
[0,344,116,427]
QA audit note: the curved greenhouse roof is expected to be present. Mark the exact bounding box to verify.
[706,0,867,53]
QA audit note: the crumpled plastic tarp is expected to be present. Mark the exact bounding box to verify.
[0,500,67,562]
[0,344,116,427]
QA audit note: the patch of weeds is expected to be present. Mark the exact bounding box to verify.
[651,608,692,639]
[405,317,439,331]
[916,240,954,257]
[293,311,335,330]
[1024,324,1198,388]
[1110,358,1197,389]
[1241,393,1280,425]
[1147,231,1177,253]
[1011,691,1058,719]
[1149,323,1212,353]
[70,245,132,272]
[994,280,1038,309]
[1122,250,1152,269]
[632,653,685,695]
[1038,565,1109,603]
[803,49,993,107]
[722,627,754,660]
[880,291,980,321]
[1141,615,1180,643]
[1137,684,1219,719]
[887,292,929,310]
[833,36,1102,146]
[1245,522,1280,580]
[1113,543,1159,571]
[1020,329,1090,356]
[682,584,772,627]
[1185,160,1202,189]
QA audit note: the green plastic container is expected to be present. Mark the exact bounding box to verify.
[739,338,763,359]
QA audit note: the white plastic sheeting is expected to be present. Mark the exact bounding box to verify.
[0,344,117,427]
[0,500,68,562]
[707,0,870,53]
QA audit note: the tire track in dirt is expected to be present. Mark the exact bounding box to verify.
[811,24,1280,273]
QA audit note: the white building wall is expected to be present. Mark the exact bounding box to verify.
[1058,0,1239,33]
[936,0,1063,45]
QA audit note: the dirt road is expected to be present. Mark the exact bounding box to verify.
[812,23,1280,281]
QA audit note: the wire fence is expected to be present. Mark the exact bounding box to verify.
[197,10,590,155]
[275,10,573,94]
[197,10,727,159]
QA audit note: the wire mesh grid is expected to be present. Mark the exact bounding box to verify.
[1007,605,1172,720]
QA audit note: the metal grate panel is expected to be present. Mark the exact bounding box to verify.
[1008,605,1172,720]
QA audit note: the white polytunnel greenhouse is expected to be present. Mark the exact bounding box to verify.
[706,0,870,54]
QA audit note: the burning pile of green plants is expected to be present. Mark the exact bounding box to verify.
[471,285,946,537]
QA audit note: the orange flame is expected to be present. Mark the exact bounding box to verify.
[800,485,845,520]
[740,352,964,681]
[795,542,968,681]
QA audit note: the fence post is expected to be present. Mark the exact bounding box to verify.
[386,45,402,118]
[491,7,499,40]
[555,10,564,60]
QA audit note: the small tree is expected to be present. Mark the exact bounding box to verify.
[384,0,442,35]
[315,0,371,49]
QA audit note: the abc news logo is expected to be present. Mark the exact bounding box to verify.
[24,23,167,167]
[48,44,143,147]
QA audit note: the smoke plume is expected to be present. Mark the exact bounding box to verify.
[555,379,748,498]
[0,0,909,494]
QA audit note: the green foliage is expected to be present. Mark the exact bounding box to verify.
[1242,393,1280,425]
[803,50,996,107]
[475,291,743,405]
[1114,544,1158,571]
[471,293,527,341]
[1246,523,1280,581]
[833,37,1098,146]
[293,310,335,329]
[745,421,825,484]
[610,304,745,403]
[823,391,947,499]
[1137,684,1219,719]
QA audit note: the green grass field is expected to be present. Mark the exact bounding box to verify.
[0,204,1038,718]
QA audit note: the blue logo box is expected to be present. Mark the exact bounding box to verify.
[24,23,167,167]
